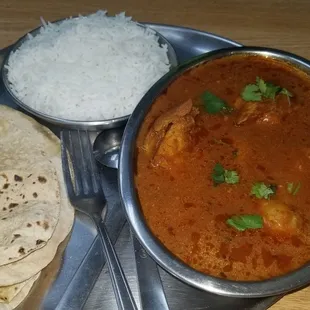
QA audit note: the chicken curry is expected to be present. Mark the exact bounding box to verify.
[135,54,310,281]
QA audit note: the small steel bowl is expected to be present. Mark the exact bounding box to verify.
[1,18,178,131]
[119,46,310,298]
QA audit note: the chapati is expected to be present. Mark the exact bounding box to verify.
[0,157,74,286]
[0,169,60,265]
[0,105,60,171]
[0,105,74,308]
[0,273,40,310]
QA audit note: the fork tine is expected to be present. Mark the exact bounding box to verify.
[61,130,83,196]
[76,130,92,195]
[60,130,75,197]
[79,130,102,195]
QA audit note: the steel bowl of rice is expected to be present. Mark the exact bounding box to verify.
[1,10,178,130]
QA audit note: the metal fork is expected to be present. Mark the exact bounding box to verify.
[60,129,137,310]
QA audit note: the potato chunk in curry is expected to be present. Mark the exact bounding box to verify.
[260,200,301,236]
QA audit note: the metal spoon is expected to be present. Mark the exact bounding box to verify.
[93,128,170,310]
[93,128,123,169]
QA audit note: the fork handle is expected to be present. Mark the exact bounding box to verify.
[94,216,138,310]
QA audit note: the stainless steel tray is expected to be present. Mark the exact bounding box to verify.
[0,23,283,310]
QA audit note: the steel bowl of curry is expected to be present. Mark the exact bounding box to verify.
[119,46,310,297]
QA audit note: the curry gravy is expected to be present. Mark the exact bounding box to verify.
[135,55,310,281]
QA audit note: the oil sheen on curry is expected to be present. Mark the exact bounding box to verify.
[135,55,310,281]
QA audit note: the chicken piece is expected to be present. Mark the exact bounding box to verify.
[256,111,281,125]
[233,97,282,125]
[232,97,246,110]
[236,101,262,125]
[232,97,268,125]
[260,200,301,237]
[142,99,194,157]
[153,115,196,168]
[233,95,300,126]
[142,99,199,168]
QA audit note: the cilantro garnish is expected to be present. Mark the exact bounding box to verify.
[287,182,301,195]
[212,163,239,185]
[225,170,240,184]
[241,77,293,103]
[280,88,293,105]
[201,91,233,114]
[226,214,263,231]
[250,182,276,199]
[241,84,262,101]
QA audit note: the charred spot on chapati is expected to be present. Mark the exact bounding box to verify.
[14,174,23,182]
[36,239,45,245]
[36,221,41,226]
[27,174,32,178]
[10,234,21,244]
[18,247,25,255]
[38,176,47,183]
[33,192,38,198]
[27,223,32,227]
[3,183,9,189]
[43,221,49,230]
[9,203,18,209]
[2,207,7,211]
[1,217,7,220]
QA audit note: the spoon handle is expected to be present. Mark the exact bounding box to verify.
[132,233,170,310]
[95,216,138,310]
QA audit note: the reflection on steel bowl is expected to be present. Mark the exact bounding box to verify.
[119,46,310,297]
[1,12,178,130]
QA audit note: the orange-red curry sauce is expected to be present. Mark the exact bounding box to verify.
[135,55,310,281]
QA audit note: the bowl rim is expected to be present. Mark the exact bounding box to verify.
[119,46,310,298]
[1,16,178,130]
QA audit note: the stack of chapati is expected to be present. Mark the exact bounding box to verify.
[0,105,75,309]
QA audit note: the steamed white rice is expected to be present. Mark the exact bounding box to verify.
[6,10,171,121]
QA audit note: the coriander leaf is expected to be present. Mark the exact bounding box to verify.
[281,88,293,106]
[287,182,294,194]
[212,163,225,185]
[201,91,232,114]
[256,77,267,93]
[293,182,301,195]
[241,84,262,101]
[212,163,239,185]
[224,170,240,184]
[241,77,294,104]
[226,214,263,231]
[264,82,281,100]
[287,182,301,195]
[251,182,276,199]
[280,88,293,98]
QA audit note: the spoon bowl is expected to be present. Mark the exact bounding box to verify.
[93,127,125,169]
